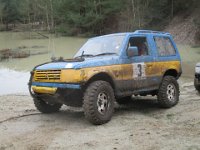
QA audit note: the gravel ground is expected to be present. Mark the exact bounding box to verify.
[0,78,200,150]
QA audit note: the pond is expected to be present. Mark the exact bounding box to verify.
[0,32,87,71]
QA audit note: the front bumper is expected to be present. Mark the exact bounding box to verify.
[32,86,57,94]
[32,82,81,89]
[31,82,81,94]
[30,82,83,107]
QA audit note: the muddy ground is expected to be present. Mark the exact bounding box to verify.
[0,77,200,150]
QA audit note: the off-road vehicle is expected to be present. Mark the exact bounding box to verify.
[194,63,200,93]
[29,30,182,125]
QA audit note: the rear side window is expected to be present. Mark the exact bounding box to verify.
[154,37,176,56]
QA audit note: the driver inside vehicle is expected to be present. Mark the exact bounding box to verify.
[137,42,148,56]
[128,37,148,56]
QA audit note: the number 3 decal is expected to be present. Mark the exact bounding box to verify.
[133,63,146,79]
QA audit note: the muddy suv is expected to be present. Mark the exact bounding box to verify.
[194,63,200,93]
[29,30,182,125]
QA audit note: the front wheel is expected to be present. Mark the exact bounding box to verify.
[33,97,62,113]
[157,76,180,108]
[83,81,115,125]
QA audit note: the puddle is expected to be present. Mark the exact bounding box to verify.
[0,32,87,71]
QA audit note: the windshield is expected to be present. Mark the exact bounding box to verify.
[74,35,125,58]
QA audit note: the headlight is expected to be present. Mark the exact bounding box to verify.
[195,66,200,74]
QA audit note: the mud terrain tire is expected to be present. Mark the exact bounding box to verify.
[194,78,200,93]
[83,81,115,125]
[33,97,62,113]
[158,76,179,108]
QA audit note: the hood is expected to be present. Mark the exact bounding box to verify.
[35,56,120,70]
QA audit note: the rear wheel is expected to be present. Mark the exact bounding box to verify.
[157,76,179,108]
[83,81,115,125]
[194,78,200,93]
[33,97,62,113]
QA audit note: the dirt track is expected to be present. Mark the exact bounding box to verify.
[0,78,200,150]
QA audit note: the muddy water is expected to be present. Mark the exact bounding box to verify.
[0,32,87,71]
[0,32,87,95]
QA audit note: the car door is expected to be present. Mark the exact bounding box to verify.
[121,35,158,92]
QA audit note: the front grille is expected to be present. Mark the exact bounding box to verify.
[34,70,61,82]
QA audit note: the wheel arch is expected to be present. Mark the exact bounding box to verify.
[163,69,179,79]
[84,72,115,90]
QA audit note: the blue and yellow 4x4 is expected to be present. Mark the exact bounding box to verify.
[29,30,182,125]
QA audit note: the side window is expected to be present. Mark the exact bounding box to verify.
[154,37,176,56]
[128,37,149,56]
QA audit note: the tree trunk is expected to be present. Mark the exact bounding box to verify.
[6,22,9,31]
[137,0,141,28]
[0,16,3,25]
[49,0,54,32]
[46,5,50,31]
[98,0,103,34]
[171,0,174,20]
[131,0,136,30]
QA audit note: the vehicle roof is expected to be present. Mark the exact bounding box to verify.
[90,30,171,40]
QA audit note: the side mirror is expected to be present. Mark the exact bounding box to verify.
[127,46,139,57]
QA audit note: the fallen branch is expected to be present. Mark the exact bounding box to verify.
[35,32,49,39]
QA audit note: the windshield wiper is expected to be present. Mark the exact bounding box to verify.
[95,52,117,56]
[75,54,94,59]
[82,54,94,57]
[75,52,116,59]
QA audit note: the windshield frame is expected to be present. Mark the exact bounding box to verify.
[74,34,126,58]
